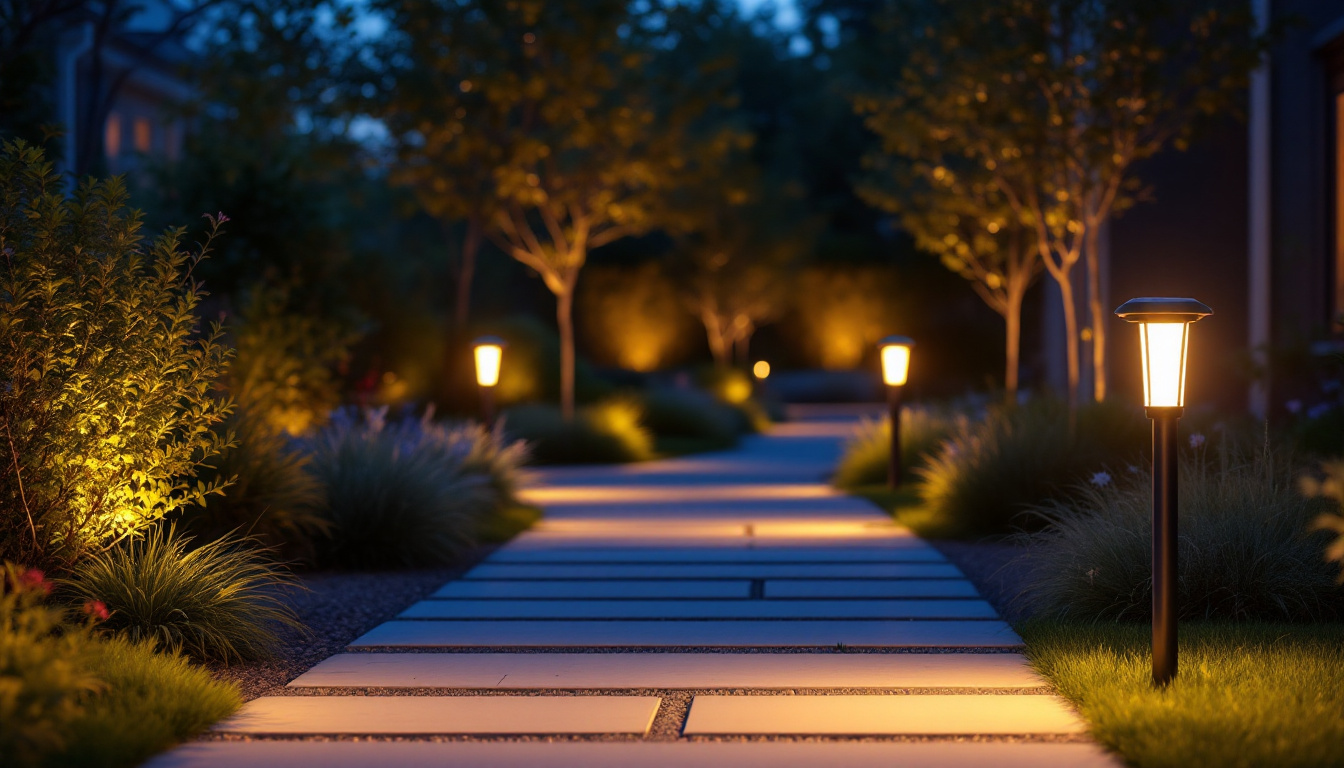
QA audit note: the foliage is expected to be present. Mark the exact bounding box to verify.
[693,367,773,432]
[1021,621,1344,768]
[55,634,241,768]
[0,141,233,568]
[578,262,697,372]
[869,0,1267,406]
[0,564,99,766]
[1301,460,1344,583]
[1020,444,1342,622]
[64,525,303,663]
[833,408,962,489]
[307,409,524,568]
[639,388,742,452]
[916,399,1148,537]
[505,399,654,464]
[182,413,328,562]
[789,265,903,370]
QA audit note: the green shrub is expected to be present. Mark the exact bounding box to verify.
[0,564,99,766]
[183,413,328,562]
[1018,445,1343,622]
[639,388,741,450]
[694,366,772,432]
[64,526,303,663]
[307,409,508,568]
[0,141,233,568]
[578,262,697,372]
[505,398,654,464]
[916,398,1148,537]
[833,408,962,489]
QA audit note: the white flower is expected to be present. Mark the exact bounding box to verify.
[1090,471,1112,487]
[1189,433,1205,449]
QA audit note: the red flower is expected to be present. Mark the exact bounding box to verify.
[18,568,52,596]
[81,600,111,622]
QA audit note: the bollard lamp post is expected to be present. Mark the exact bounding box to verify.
[1114,297,1212,686]
[878,336,914,489]
[472,335,505,429]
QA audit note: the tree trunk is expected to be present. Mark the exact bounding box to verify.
[1084,220,1107,402]
[557,282,576,421]
[454,215,482,330]
[1056,272,1081,415]
[701,308,730,366]
[1004,287,1023,400]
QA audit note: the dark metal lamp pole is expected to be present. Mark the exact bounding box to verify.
[878,336,914,490]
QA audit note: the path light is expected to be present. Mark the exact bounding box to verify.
[878,336,914,489]
[1114,297,1212,686]
[753,360,771,381]
[472,335,506,429]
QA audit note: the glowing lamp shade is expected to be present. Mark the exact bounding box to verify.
[878,336,914,387]
[1114,298,1212,408]
[753,360,771,380]
[472,336,506,388]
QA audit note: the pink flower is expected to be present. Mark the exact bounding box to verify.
[19,568,52,596]
[82,600,111,622]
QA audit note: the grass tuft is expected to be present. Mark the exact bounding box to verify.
[1020,621,1344,768]
[833,407,961,489]
[64,526,305,664]
[504,398,654,464]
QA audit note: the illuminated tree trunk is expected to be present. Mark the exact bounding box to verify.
[1004,287,1023,399]
[556,278,577,421]
[1056,274,1080,413]
[1084,217,1107,402]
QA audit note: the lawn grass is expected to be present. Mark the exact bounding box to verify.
[1019,621,1344,768]
[52,637,241,768]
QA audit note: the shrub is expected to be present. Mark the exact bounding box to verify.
[833,407,963,489]
[0,141,233,568]
[505,398,654,464]
[1018,445,1343,622]
[694,366,772,432]
[1301,459,1344,582]
[788,265,902,370]
[916,398,1148,537]
[64,526,303,663]
[182,413,328,562]
[578,262,697,372]
[0,564,99,766]
[307,409,509,568]
[639,388,741,450]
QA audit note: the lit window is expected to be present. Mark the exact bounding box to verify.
[134,117,152,153]
[105,113,122,157]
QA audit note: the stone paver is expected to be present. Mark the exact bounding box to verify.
[351,619,1022,648]
[399,598,998,619]
[484,545,947,563]
[463,562,964,579]
[765,579,983,598]
[432,579,753,599]
[147,741,1120,768]
[682,694,1087,736]
[289,652,1046,689]
[215,696,661,735]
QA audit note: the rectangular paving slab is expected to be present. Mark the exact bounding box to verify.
[766,579,983,599]
[464,563,964,580]
[350,619,1022,648]
[146,739,1123,768]
[289,652,1045,689]
[214,696,660,735]
[399,598,998,620]
[484,546,946,564]
[683,694,1086,735]
[431,580,753,599]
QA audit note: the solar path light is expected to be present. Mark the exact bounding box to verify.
[1114,297,1212,686]
[878,336,914,489]
[472,335,505,429]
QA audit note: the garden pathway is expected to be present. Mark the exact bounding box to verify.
[149,407,1118,767]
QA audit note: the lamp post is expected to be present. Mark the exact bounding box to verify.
[472,335,505,429]
[1114,297,1212,686]
[878,336,914,489]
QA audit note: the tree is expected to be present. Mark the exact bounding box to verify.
[877,0,1265,407]
[373,0,738,419]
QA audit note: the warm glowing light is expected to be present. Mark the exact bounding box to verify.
[878,336,914,387]
[1138,323,1189,408]
[472,336,505,387]
[753,360,771,379]
[1114,298,1212,409]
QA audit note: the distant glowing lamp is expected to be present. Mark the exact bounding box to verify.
[877,335,915,488]
[753,360,771,380]
[1114,297,1212,687]
[472,335,506,427]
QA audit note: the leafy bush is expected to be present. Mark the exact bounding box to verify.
[505,398,654,464]
[183,413,328,561]
[0,141,233,568]
[578,262,697,372]
[916,398,1148,537]
[307,409,524,568]
[0,564,99,766]
[64,526,303,663]
[788,265,902,370]
[1301,459,1344,582]
[694,366,772,432]
[639,388,741,450]
[833,407,963,488]
[1019,445,1343,622]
